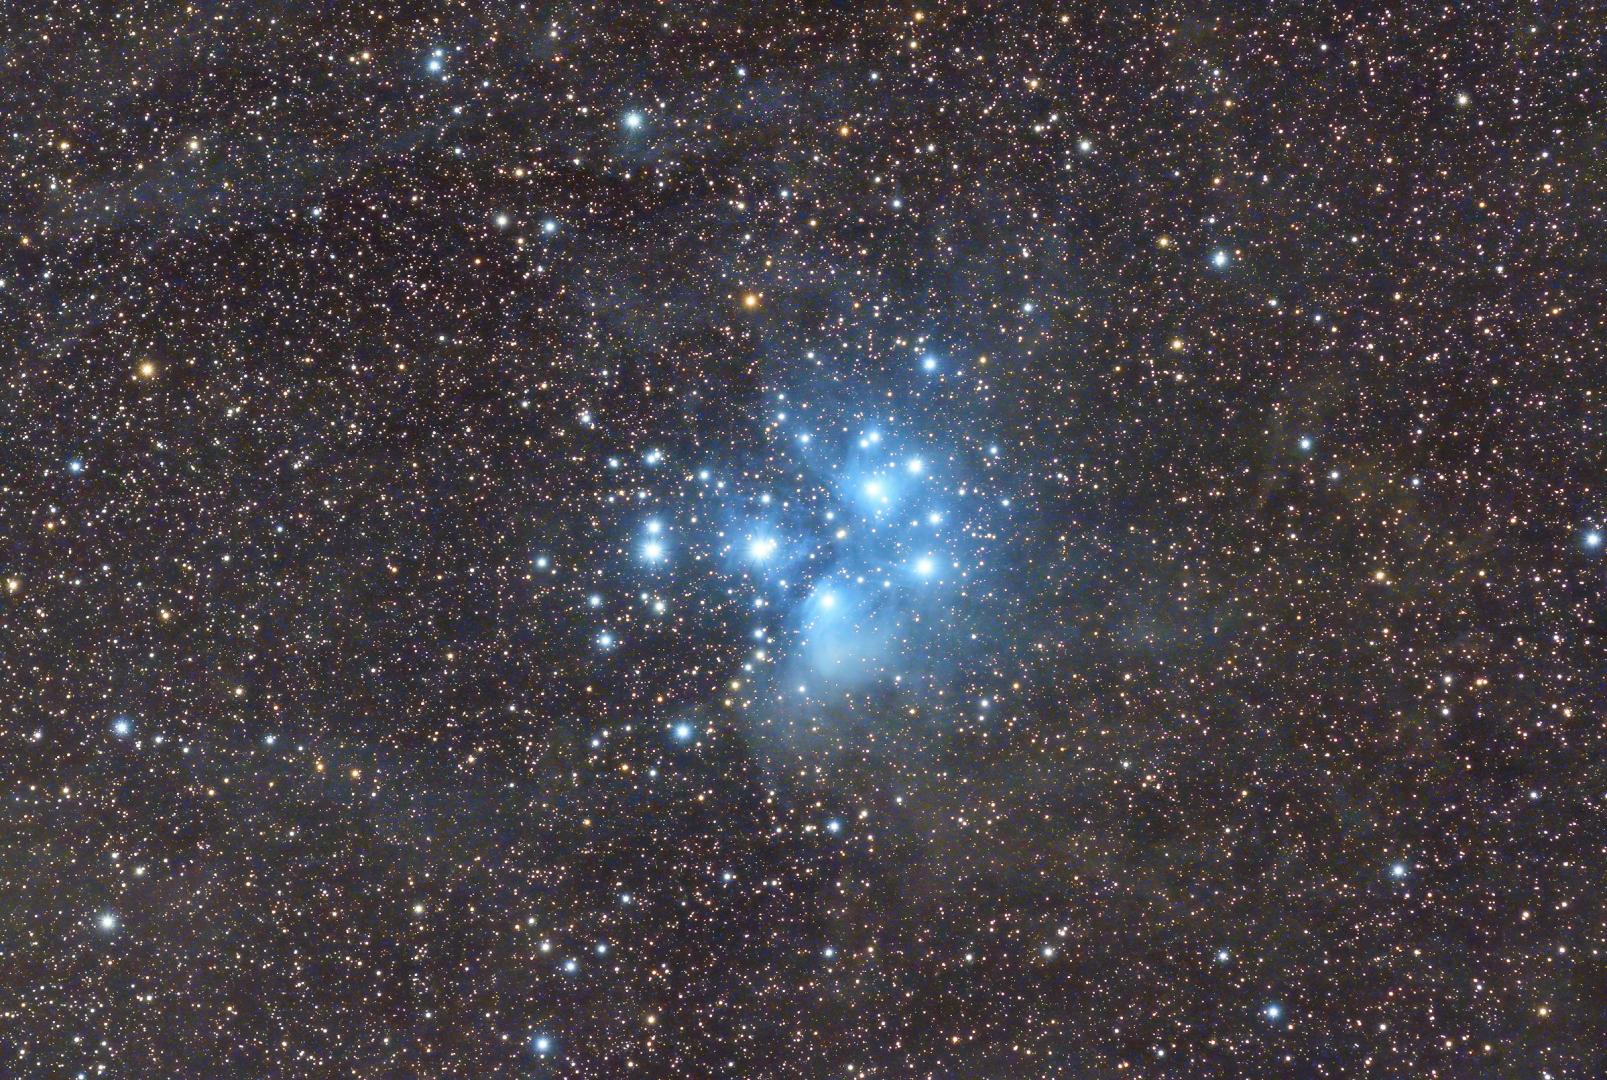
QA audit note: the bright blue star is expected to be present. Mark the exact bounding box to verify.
[1212,249,1231,268]
[641,521,667,562]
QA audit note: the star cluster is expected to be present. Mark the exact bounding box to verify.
[3,2,1605,1077]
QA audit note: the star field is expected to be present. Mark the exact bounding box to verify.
[4,2,1606,1076]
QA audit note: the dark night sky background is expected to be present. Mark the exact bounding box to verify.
[3,1,1606,1076]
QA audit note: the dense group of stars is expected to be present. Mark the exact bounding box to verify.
[3,2,1603,1076]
